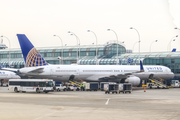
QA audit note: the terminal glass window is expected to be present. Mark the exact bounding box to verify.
[80,51,86,56]
[89,51,95,56]
[71,52,77,57]
[47,53,52,57]
[43,53,47,57]
[63,52,69,57]
[40,53,44,57]
[98,51,103,56]
[0,54,7,58]
[55,52,61,57]
[17,54,22,58]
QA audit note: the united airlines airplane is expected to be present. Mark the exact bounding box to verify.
[0,70,20,86]
[15,34,174,86]
[0,70,20,79]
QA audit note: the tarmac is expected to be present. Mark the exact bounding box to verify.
[0,87,180,120]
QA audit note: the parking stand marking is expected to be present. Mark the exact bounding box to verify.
[105,98,110,105]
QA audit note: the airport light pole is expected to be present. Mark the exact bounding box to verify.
[174,27,180,30]
[87,30,98,65]
[167,35,178,52]
[122,41,125,47]
[53,35,63,64]
[132,41,139,53]
[1,36,11,67]
[107,29,119,65]
[170,39,176,51]
[68,31,80,64]
[149,40,158,52]
[130,27,141,63]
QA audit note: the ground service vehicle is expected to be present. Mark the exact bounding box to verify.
[85,82,99,91]
[171,80,180,87]
[104,84,119,94]
[55,84,67,91]
[9,79,54,93]
[100,82,116,91]
[119,83,132,93]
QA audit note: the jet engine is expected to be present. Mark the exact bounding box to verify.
[125,76,141,86]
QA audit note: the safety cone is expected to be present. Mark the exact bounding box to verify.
[144,86,146,92]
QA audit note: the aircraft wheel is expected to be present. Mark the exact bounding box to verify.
[36,88,40,93]
[14,87,18,93]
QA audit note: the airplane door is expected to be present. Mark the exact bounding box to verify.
[73,69,78,75]
[76,69,79,76]
[72,69,79,80]
[44,66,52,76]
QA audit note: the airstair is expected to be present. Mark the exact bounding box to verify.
[69,80,83,87]
[149,78,169,89]
[68,79,84,91]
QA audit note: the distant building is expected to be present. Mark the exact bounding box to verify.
[0,43,8,49]
[0,40,180,75]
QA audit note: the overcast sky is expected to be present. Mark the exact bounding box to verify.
[0,0,180,52]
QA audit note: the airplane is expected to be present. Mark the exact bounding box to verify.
[0,70,20,86]
[10,34,174,87]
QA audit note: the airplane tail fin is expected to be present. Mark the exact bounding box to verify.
[140,60,144,72]
[17,34,48,67]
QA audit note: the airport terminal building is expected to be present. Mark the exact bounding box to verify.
[0,41,180,75]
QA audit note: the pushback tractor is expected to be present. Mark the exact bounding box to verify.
[9,79,54,93]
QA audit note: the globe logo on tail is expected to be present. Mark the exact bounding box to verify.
[26,48,48,67]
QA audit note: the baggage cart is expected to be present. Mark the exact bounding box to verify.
[104,84,119,94]
[85,82,99,91]
[100,82,116,91]
[119,83,132,94]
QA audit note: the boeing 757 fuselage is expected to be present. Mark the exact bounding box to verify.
[14,34,174,86]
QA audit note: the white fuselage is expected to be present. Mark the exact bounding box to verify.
[19,64,174,82]
[0,70,20,80]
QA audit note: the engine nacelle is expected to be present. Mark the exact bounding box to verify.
[125,76,141,87]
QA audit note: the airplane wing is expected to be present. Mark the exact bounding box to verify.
[27,68,44,73]
[99,73,131,80]
[99,60,144,80]
[1,68,19,72]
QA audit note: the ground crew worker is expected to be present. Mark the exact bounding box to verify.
[82,84,85,91]
[80,84,83,91]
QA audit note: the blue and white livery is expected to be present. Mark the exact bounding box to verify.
[16,34,174,86]
[17,34,48,67]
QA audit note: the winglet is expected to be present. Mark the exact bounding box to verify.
[140,60,144,72]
